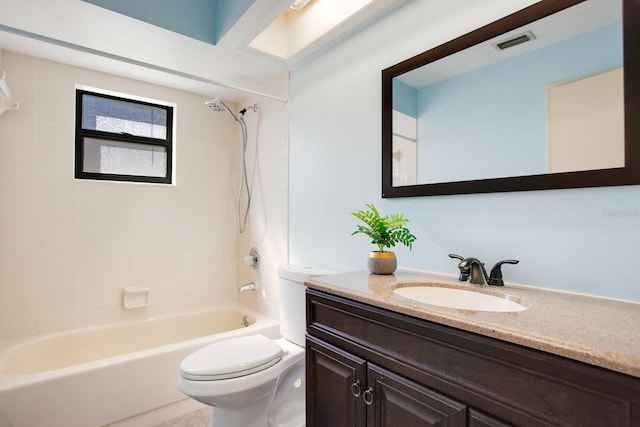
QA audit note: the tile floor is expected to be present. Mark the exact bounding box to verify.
[154,407,212,427]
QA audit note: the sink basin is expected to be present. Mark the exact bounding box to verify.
[393,284,527,312]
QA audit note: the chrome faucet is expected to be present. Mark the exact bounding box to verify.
[449,254,519,286]
[238,282,256,292]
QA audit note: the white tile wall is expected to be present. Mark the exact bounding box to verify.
[0,51,242,340]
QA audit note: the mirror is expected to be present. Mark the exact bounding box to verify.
[382,0,640,197]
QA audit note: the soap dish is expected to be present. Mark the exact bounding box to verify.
[122,286,151,309]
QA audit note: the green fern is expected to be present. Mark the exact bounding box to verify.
[351,203,416,252]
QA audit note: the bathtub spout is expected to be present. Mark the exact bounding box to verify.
[239,282,256,292]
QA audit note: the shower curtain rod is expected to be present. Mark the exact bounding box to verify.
[0,24,288,103]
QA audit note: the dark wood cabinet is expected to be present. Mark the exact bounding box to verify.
[367,364,466,426]
[307,337,466,427]
[306,289,640,427]
[307,338,366,426]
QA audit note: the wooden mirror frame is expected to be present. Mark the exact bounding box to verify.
[382,0,640,197]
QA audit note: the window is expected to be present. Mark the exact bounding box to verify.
[75,89,174,184]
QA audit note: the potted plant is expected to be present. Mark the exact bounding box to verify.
[351,203,416,274]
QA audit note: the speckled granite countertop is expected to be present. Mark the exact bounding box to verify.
[306,269,640,378]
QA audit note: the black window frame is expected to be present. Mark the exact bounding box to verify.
[75,89,174,184]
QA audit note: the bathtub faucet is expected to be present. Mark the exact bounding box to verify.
[239,282,257,292]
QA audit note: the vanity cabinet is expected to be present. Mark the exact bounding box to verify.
[305,289,640,426]
[307,338,468,426]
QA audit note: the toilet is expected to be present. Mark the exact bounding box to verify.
[178,265,335,427]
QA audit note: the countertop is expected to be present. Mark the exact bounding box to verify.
[306,269,640,378]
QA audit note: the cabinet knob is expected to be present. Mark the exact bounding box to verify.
[351,381,362,397]
[363,388,374,406]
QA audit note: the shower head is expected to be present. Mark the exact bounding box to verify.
[206,97,231,112]
[205,97,226,112]
[205,97,259,121]
[205,97,240,120]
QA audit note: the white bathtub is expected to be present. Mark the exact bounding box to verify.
[0,305,279,427]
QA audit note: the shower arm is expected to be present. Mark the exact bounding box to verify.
[239,104,259,115]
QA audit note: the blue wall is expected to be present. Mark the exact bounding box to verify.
[289,0,640,302]
[392,79,417,118]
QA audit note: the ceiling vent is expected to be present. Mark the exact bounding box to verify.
[493,31,536,51]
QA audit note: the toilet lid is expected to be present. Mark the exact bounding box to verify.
[180,335,284,381]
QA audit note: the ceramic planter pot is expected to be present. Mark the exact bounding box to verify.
[367,251,397,275]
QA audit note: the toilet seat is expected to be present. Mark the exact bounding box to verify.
[180,335,284,381]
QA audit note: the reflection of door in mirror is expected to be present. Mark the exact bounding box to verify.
[547,67,624,173]
[392,110,417,186]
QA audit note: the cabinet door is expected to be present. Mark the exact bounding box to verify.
[306,337,367,427]
[367,365,466,427]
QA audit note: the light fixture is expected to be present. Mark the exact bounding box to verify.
[251,0,375,61]
[290,0,313,10]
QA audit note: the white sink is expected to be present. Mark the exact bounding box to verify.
[393,285,527,312]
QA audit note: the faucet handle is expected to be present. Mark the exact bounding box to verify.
[448,254,469,281]
[488,259,519,286]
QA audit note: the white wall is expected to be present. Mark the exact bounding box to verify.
[289,0,640,301]
[0,51,242,340]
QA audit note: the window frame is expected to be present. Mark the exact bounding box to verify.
[75,89,174,184]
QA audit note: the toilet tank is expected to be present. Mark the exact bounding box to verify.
[277,265,337,346]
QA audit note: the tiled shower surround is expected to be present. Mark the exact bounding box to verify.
[0,50,242,340]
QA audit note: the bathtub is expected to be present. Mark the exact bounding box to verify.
[0,305,280,427]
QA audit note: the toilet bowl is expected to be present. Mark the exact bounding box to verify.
[177,265,336,427]
[178,336,304,427]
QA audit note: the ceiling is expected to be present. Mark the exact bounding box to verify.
[0,0,406,103]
